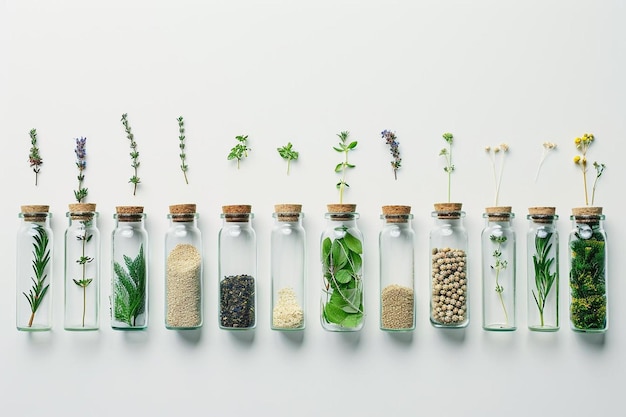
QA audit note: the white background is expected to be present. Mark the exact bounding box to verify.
[2,1,625,416]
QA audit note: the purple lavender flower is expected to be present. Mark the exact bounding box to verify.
[74,137,88,202]
[381,130,401,180]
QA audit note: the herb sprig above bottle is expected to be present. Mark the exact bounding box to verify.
[177,116,189,184]
[381,129,401,180]
[485,143,509,206]
[228,135,251,169]
[573,133,605,206]
[439,132,455,202]
[333,131,357,204]
[28,128,43,186]
[277,142,299,175]
[121,113,141,195]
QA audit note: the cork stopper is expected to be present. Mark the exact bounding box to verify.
[433,202,463,219]
[116,206,144,222]
[528,206,556,223]
[222,204,252,222]
[572,206,604,224]
[169,203,197,222]
[21,205,50,222]
[382,205,412,223]
[326,203,357,220]
[274,204,302,222]
[484,206,513,222]
[69,203,97,221]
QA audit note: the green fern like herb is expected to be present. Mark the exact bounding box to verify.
[570,231,606,330]
[321,228,363,328]
[531,231,557,327]
[112,245,146,327]
[23,224,51,327]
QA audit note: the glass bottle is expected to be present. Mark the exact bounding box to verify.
[111,206,148,330]
[379,205,415,331]
[527,207,559,332]
[165,204,203,330]
[481,206,516,331]
[17,205,53,331]
[320,204,364,331]
[429,203,468,328]
[64,203,100,331]
[271,204,305,331]
[219,205,256,330]
[569,207,607,333]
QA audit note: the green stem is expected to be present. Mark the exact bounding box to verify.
[582,162,588,206]
[447,143,452,202]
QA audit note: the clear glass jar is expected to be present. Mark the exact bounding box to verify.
[527,207,559,332]
[64,203,100,331]
[429,203,468,328]
[165,204,203,330]
[271,204,305,331]
[17,205,53,331]
[379,205,415,331]
[111,206,148,330]
[321,204,364,331]
[569,207,607,333]
[219,205,256,330]
[481,207,516,331]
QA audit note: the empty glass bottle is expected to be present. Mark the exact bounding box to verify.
[271,204,305,331]
[17,205,53,331]
[219,205,256,330]
[569,207,607,333]
[64,203,100,331]
[165,204,203,330]
[527,207,559,332]
[111,206,148,330]
[481,206,516,331]
[429,203,468,328]
[320,203,364,331]
[379,205,415,331]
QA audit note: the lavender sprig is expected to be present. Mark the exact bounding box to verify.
[177,116,189,184]
[121,113,140,195]
[381,130,401,180]
[29,128,43,186]
[73,137,88,203]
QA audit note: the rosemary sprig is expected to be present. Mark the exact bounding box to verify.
[23,224,51,327]
[121,113,140,195]
[29,128,43,186]
[531,231,557,327]
[177,116,189,184]
[113,245,146,326]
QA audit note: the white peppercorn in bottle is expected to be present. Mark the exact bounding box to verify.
[165,204,203,330]
[429,203,468,328]
[379,205,415,331]
[481,206,516,331]
[111,206,148,330]
[17,205,53,331]
[271,204,305,331]
[219,205,256,330]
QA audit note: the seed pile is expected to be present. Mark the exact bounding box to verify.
[220,274,255,328]
[272,287,304,329]
[166,244,202,328]
[381,284,414,329]
[431,247,467,325]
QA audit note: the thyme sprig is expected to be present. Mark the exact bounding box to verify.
[73,230,94,327]
[490,234,509,326]
[228,135,251,169]
[277,142,299,175]
[73,137,88,203]
[531,230,557,327]
[121,113,140,195]
[381,130,401,180]
[333,131,357,204]
[439,132,455,202]
[177,116,189,184]
[29,128,43,186]
[23,224,51,327]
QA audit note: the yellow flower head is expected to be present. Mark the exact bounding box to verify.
[574,137,582,145]
[573,155,581,164]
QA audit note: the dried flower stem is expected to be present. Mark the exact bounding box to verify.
[534,142,556,182]
[177,116,188,184]
[485,144,509,206]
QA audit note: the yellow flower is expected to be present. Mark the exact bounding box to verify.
[574,137,582,145]
[573,155,581,164]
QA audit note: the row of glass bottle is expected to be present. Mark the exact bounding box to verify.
[16,202,607,333]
